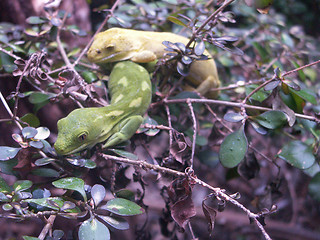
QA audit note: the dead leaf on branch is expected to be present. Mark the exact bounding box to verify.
[167,178,196,230]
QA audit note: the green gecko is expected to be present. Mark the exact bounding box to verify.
[87,28,220,99]
[54,61,151,155]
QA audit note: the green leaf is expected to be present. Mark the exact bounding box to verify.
[34,127,50,140]
[53,230,64,239]
[28,92,57,104]
[0,146,21,160]
[24,197,80,212]
[264,80,280,91]
[84,159,97,169]
[115,189,135,201]
[167,16,187,27]
[2,203,13,211]
[291,61,306,82]
[26,16,47,24]
[279,141,315,169]
[13,180,32,192]
[138,117,160,136]
[100,198,145,216]
[0,176,11,193]
[81,71,98,83]
[91,184,106,207]
[219,126,248,168]
[245,84,270,102]
[308,173,320,201]
[23,236,40,240]
[22,127,38,139]
[249,120,267,135]
[31,168,60,178]
[78,218,110,240]
[197,149,219,168]
[252,42,269,62]
[109,149,138,160]
[254,110,287,129]
[223,112,245,123]
[52,177,87,202]
[289,88,317,105]
[185,129,208,146]
[20,113,40,128]
[0,52,17,73]
[195,40,205,56]
[34,157,56,166]
[98,215,129,230]
[304,162,320,177]
[29,140,44,149]
[0,192,9,202]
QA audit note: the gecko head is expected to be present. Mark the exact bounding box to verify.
[87,28,140,63]
[54,108,102,155]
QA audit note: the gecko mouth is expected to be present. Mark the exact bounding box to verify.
[97,52,132,63]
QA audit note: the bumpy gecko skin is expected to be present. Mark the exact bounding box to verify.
[54,61,151,155]
[87,28,220,99]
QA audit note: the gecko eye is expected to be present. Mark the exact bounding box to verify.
[78,133,87,142]
[106,45,115,51]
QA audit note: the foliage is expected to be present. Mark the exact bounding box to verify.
[0,0,320,239]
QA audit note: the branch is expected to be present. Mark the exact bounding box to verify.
[101,153,272,240]
[186,0,236,48]
[38,215,56,240]
[187,100,197,168]
[282,59,320,77]
[163,98,319,123]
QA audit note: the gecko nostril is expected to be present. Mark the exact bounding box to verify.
[96,50,101,54]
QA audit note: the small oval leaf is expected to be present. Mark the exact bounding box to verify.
[0,146,21,160]
[109,149,138,160]
[0,176,11,193]
[254,110,287,129]
[31,168,60,178]
[223,112,245,123]
[34,157,56,166]
[28,92,57,104]
[78,218,110,240]
[195,40,205,56]
[91,184,106,207]
[167,16,187,27]
[98,215,129,230]
[29,140,44,149]
[264,80,280,91]
[52,177,87,202]
[279,140,315,169]
[34,127,50,140]
[22,127,38,139]
[181,56,192,65]
[13,180,32,192]
[100,198,145,216]
[219,126,248,168]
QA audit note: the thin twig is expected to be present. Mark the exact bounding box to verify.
[38,215,56,240]
[0,46,20,60]
[282,59,320,77]
[0,90,22,130]
[187,100,197,168]
[186,0,236,48]
[101,154,186,177]
[163,98,319,123]
[242,76,276,106]
[56,13,72,68]
[165,104,174,150]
